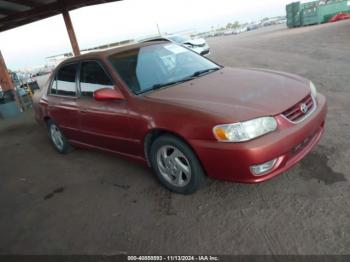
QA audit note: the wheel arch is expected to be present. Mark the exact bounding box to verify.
[143,128,206,176]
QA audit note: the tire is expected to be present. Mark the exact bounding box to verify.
[47,120,73,154]
[150,134,206,194]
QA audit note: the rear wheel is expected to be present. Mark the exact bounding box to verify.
[47,120,73,154]
[150,135,206,194]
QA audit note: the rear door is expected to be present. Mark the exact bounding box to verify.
[76,60,136,155]
[47,63,80,141]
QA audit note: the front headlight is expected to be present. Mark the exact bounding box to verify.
[310,81,317,98]
[213,117,277,142]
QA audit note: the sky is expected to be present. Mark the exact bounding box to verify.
[0,0,293,70]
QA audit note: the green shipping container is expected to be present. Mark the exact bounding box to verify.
[301,6,319,25]
[286,2,301,12]
[294,14,301,26]
[286,0,350,27]
[286,1,302,27]
[302,0,319,9]
[302,15,319,25]
[287,20,295,28]
[318,0,350,23]
[302,7,317,17]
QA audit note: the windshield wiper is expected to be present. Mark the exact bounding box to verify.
[140,67,221,94]
[191,67,220,77]
[151,76,195,90]
[152,68,220,89]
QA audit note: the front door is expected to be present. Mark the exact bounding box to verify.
[76,61,138,156]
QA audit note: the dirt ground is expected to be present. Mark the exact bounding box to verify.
[0,21,350,255]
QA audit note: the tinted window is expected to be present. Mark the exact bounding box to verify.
[80,61,114,97]
[109,43,219,94]
[56,63,78,96]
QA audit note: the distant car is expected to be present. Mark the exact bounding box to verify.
[247,24,260,31]
[33,70,51,77]
[240,26,248,32]
[232,28,241,35]
[34,41,327,194]
[141,34,210,56]
[214,31,224,37]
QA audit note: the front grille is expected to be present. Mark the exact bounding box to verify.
[282,94,314,123]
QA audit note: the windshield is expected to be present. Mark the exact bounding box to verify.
[109,43,220,94]
[167,35,190,43]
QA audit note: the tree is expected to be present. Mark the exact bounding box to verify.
[232,21,240,29]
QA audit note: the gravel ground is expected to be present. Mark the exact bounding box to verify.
[0,21,350,255]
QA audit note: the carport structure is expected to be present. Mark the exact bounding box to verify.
[0,0,121,92]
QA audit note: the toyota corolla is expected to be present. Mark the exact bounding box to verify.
[34,41,327,194]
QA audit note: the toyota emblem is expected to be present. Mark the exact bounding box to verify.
[300,103,308,114]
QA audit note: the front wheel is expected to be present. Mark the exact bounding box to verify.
[150,135,206,194]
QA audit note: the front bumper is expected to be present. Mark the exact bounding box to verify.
[189,94,327,183]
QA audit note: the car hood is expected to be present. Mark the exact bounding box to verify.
[183,38,206,46]
[145,67,311,122]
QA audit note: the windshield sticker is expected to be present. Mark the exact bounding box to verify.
[164,44,186,54]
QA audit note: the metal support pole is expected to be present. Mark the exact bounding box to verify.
[62,10,81,56]
[0,50,22,113]
[157,23,161,35]
[0,50,14,92]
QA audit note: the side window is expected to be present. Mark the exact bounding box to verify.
[80,61,114,97]
[50,76,57,94]
[56,63,78,96]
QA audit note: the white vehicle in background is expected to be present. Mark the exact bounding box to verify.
[223,27,248,36]
[140,34,210,56]
[233,27,248,34]
[239,26,248,33]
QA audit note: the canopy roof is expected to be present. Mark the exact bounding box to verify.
[0,0,121,32]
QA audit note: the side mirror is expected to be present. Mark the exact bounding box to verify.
[93,87,124,101]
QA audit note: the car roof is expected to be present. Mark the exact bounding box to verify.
[59,40,169,65]
[138,36,171,43]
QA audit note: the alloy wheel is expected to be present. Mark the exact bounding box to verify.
[156,145,192,187]
[50,124,64,151]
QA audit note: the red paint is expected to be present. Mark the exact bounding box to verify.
[329,13,350,23]
[33,42,327,183]
[94,87,124,101]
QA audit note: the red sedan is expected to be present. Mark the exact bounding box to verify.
[34,41,327,194]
